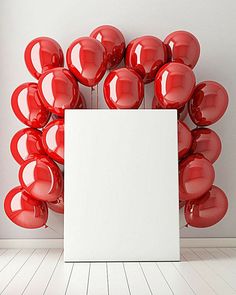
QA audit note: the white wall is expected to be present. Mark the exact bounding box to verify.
[0,0,235,239]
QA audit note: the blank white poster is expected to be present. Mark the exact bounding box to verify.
[64,110,179,262]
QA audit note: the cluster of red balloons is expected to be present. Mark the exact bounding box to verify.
[5,25,228,230]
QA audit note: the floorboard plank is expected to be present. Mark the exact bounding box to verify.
[1,248,48,295]
[192,248,236,291]
[44,251,73,295]
[173,255,215,295]
[66,263,90,295]
[219,248,236,260]
[22,248,63,295]
[140,262,173,295]
[206,248,236,274]
[0,249,35,293]
[0,249,21,272]
[182,248,236,295]
[87,263,108,295]
[0,249,7,256]
[157,261,195,295]
[107,263,130,295]
[124,262,152,295]
[0,248,236,294]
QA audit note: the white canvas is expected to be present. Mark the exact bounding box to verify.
[64,110,179,262]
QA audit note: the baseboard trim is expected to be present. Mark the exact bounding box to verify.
[0,239,64,248]
[0,238,236,248]
[180,238,236,248]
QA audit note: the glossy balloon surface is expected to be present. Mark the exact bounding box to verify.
[42,119,64,164]
[66,37,107,87]
[185,185,228,228]
[10,128,45,164]
[24,37,64,79]
[179,154,215,201]
[90,25,125,70]
[178,120,192,159]
[188,81,228,126]
[155,62,196,109]
[164,31,200,69]
[4,186,48,228]
[11,83,50,128]
[190,128,221,163]
[152,95,188,120]
[104,68,144,109]
[19,155,63,202]
[47,194,64,214]
[38,68,79,117]
[125,36,167,83]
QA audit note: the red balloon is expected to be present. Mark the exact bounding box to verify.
[190,128,221,163]
[4,186,48,229]
[19,155,63,202]
[125,36,167,83]
[185,185,228,228]
[38,68,79,117]
[164,31,200,69]
[152,95,188,120]
[155,62,196,109]
[47,194,64,214]
[24,37,64,79]
[178,120,192,159]
[10,128,45,165]
[188,81,228,126]
[50,92,86,121]
[11,83,50,128]
[179,154,215,201]
[66,37,107,87]
[178,104,188,121]
[104,68,144,109]
[90,25,125,70]
[42,119,64,164]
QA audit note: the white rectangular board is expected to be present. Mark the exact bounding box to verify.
[64,110,179,262]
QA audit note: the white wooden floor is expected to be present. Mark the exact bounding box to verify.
[1,248,236,294]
